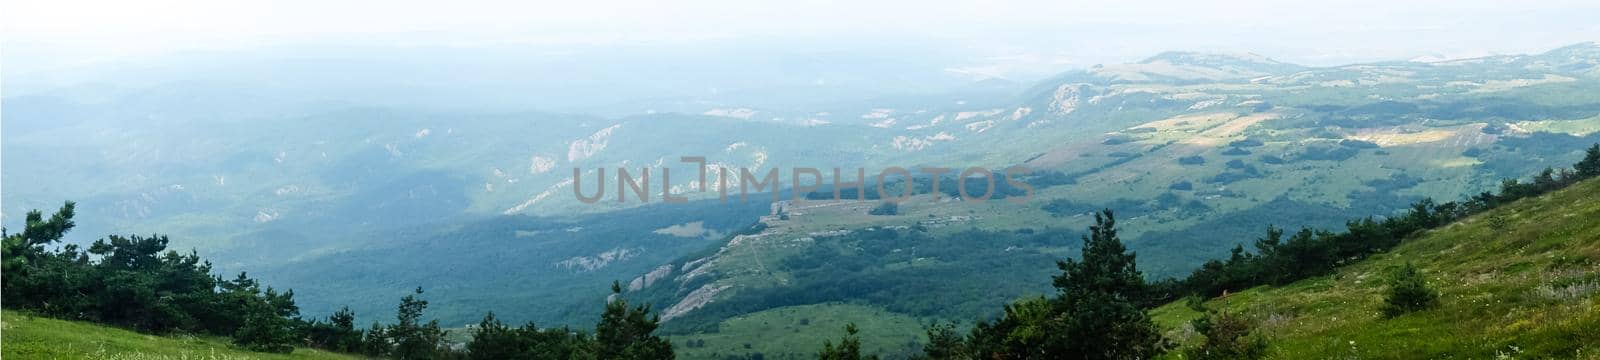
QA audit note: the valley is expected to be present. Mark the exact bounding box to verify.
[5,41,1600,359]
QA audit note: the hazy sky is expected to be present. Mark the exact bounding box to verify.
[5,0,1600,77]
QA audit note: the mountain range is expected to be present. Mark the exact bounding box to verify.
[4,42,1600,354]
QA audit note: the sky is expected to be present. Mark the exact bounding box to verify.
[5,0,1600,79]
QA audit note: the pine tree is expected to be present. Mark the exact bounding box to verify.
[1252,226,1288,285]
[362,321,391,358]
[1577,143,1600,179]
[2,202,79,310]
[917,322,966,360]
[818,323,876,360]
[299,305,361,353]
[234,307,298,353]
[595,281,673,360]
[1049,209,1168,359]
[227,285,300,353]
[468,312,521,360]
[466,311,599,359]
[306,306,362,352]
[961,210,1168,359]
[389,287,449,359]
[328,307,361,352]
[1382,262,1439,318]
[1534,167,1560,192]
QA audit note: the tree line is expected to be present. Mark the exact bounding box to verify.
[1160,143,1600,302]
[3,203,675,359]
[2,207,303,352]
[876,143,1600,359]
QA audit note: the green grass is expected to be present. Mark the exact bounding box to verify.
[1152,178,1600,359]
[670,303,928,360]
[1,311,359,360]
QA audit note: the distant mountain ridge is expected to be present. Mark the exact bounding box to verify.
[4,42,1600,336]
[605,42,1600,347]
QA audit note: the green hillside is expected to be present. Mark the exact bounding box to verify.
[1153,177,1600,359]
[669,303,927,360]
[1,311,358,360]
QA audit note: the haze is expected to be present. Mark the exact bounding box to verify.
[7,0,1600,75]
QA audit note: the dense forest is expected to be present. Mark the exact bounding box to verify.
[4,144,1598,359]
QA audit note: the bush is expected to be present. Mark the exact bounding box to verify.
[304,307,362,353]
[1296,146,1359,161]
[1178,156,1207,165]
[868,202,898,216]
[1229,139,1265,148]
[1183,295,1208,312]
[1187,311,1267,360]
[1487,215,1510,233]
[1209,171,1256,184]
[1382,262,1439,317]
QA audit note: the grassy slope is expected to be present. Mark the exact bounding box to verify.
[1,311,359,360]
[671,303,927,360]
[1152,178,1600,359]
